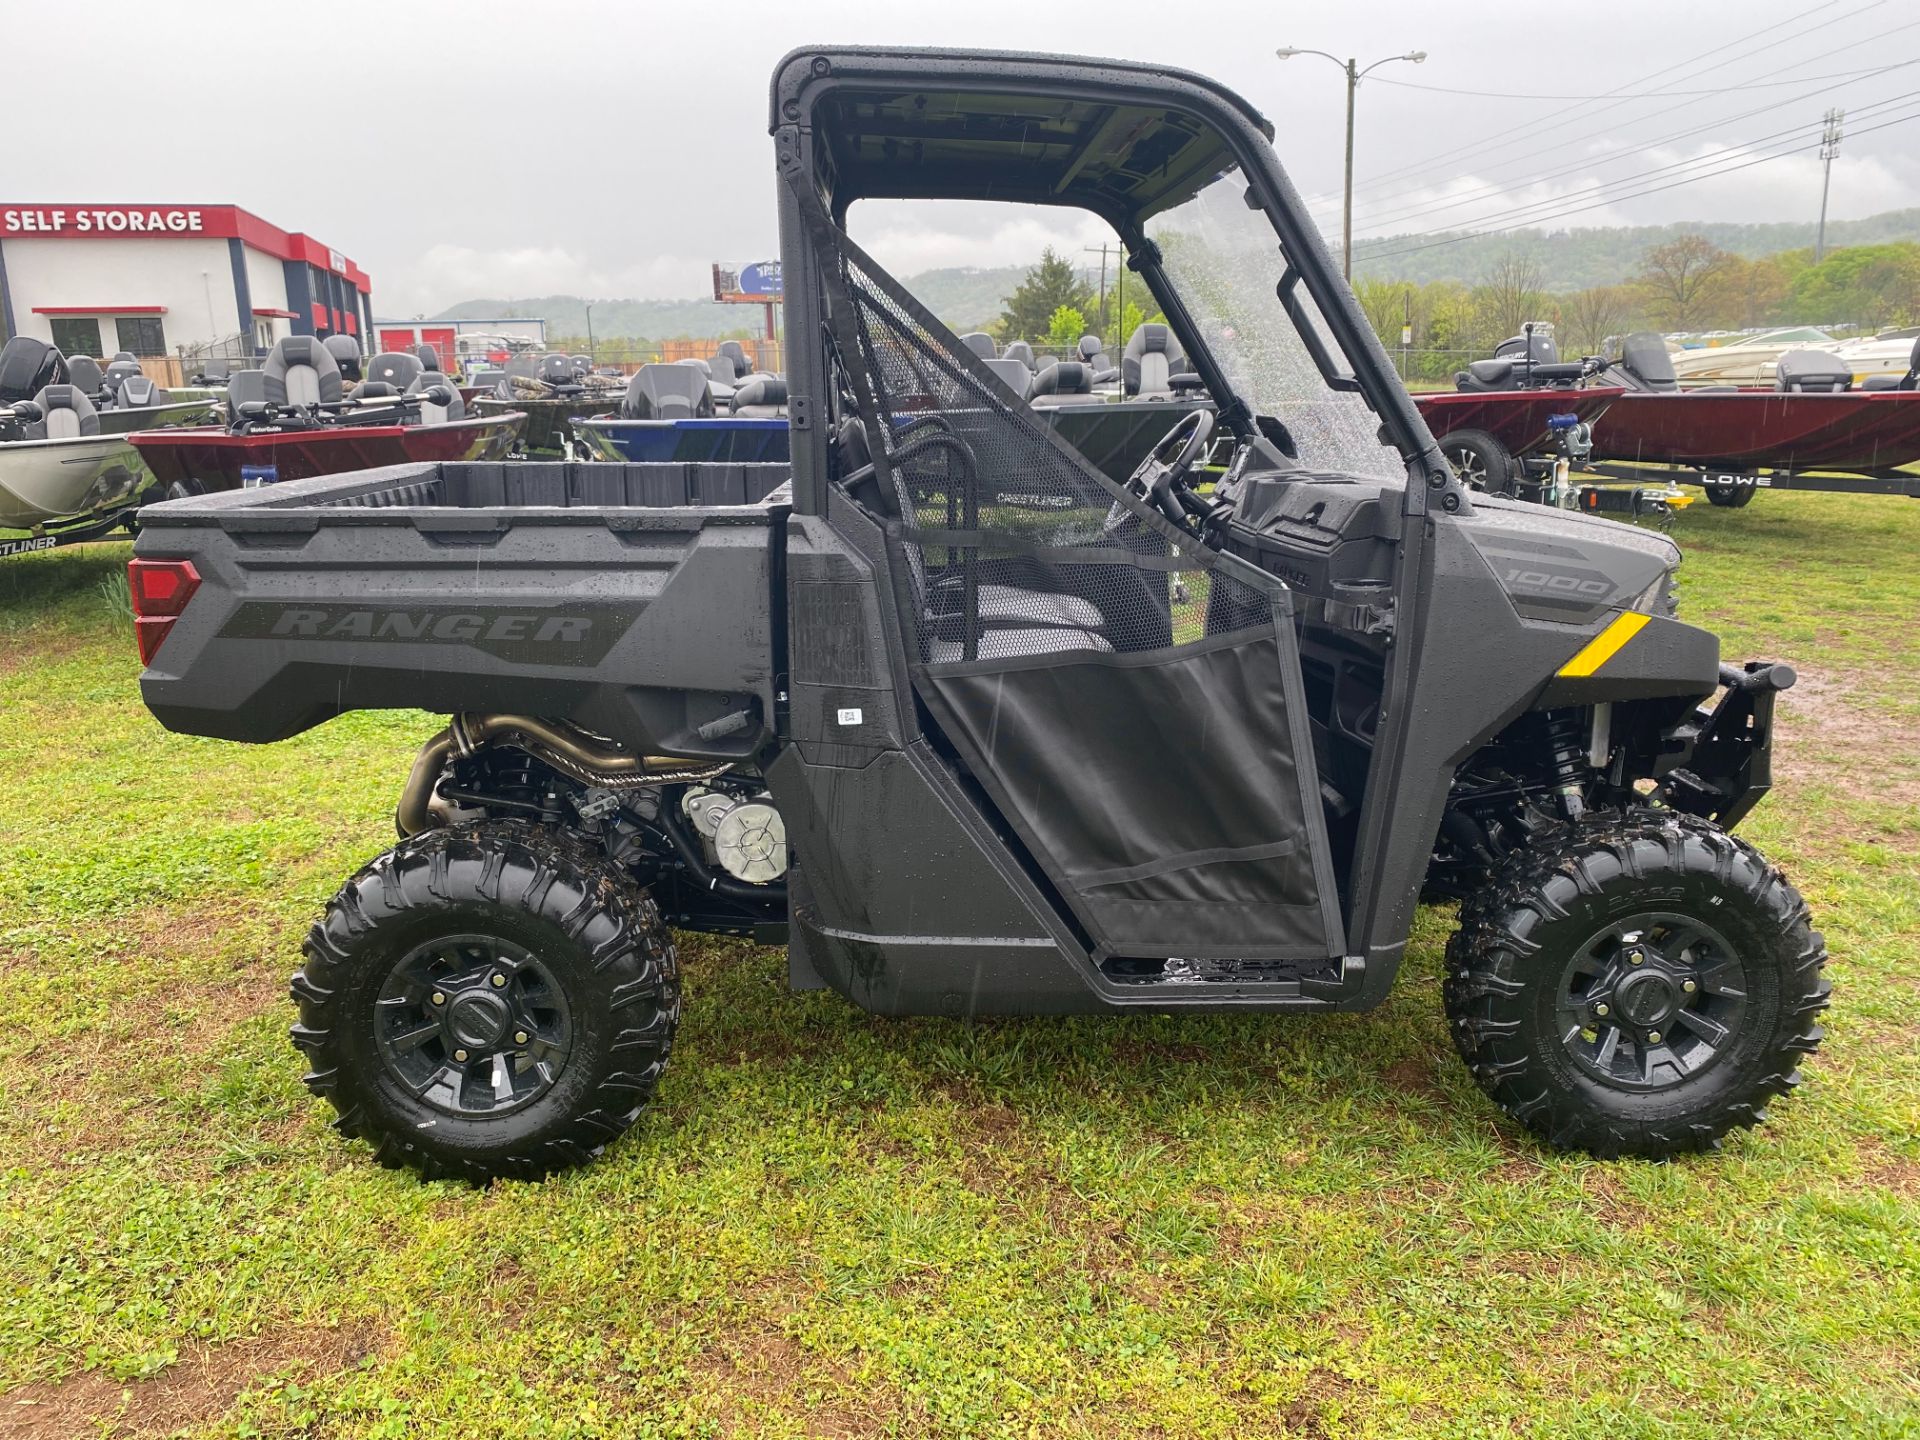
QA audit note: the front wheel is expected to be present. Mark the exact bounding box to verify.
[291,820,679,1182]
[1443,811,1827,1157]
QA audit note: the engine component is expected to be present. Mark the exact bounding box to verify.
[712,801,787,883]
[682,786,735,840]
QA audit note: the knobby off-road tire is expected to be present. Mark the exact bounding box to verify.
[290,819,679,1182]
[1444,810,1827,1158]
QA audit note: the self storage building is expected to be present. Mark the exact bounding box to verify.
[0,204,373,363]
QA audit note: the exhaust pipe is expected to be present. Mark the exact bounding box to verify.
[396,713,728,835]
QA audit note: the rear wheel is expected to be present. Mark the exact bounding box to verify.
[1440,428,1516,495]
[1704,476,1757,507]
[291,820,679,1182]
[1443,810,1827,1157]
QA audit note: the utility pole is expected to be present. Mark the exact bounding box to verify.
[1816,108,1844,263]
[1276,46,1428,281]
[1084,242,1120,344]
[585,300,597,364]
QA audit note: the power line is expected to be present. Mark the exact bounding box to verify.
[1364,63,1899,103]
[1330,14,1920,226]
[1303,0,1887,210]
[1350,80,1920,238]
[1351,102,1920,264]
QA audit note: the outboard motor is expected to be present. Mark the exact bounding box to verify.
[619,363,713,420]
[0,337,69,403]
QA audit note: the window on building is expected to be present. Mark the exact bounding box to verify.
[47,318,103,358]
[115,316,168,357]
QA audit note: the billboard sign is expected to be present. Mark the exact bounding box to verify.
[712,260,783,304]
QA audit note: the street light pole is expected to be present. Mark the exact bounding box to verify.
[585,301,597,365]
[1275,46,1427,281]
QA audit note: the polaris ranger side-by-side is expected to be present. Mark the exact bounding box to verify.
[130,48,1826,1181]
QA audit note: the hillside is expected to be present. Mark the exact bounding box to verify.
[431,207,1920,335]
[1350,208,1920,288]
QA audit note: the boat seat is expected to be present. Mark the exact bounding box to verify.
[366,352,424,391]
[1030,360,1105,407]
[262,335,344,407]
[1078,334,1118,384]
[226,370,267,414]
[730,376,788,417]
[351,381,401,400]
[116,375,167,407]
[407,371,466,423]
[1455,358,1515,392]
[621,363,714,420]
[413,344,442,373]
[958,332,997,361]
[1001,339,1037,373]
[0,337,69,403]
[708,352,743,385]
[323,335,364,384]
[539,353,578,387]
[983,358,1033,398]
[66,356,105,397]
[111,351,138,365]
[1618,332,1678,391]
[1775,350,1851,394]
[1122,323,1184,398]
[102,360,144,396]
[717,340,751,374]
[28,385,100,440]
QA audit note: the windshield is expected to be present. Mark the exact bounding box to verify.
[1147,167,1405,480]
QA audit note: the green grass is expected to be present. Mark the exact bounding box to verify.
[1,493,1917,1438]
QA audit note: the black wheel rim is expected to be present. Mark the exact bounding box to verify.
[1555,911,1749,1091]
[374,933,573,1117]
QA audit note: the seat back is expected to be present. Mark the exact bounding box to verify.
[0,336,68,402]
[31,384,100,440]
[1030,360,1096,402]
[226,369,267,415]
[958,332,996,361]
[103,360,144,397]
[730,375,788,416]
[983,358,1033,398]
[112,351,138,365]
[351,380,401,400]
[1076,334,1111,371]
[365,351,424,391]
[262,335,344,407]
[323,335,364,383]
[504,353,540,381]
[117,375,165,407]
[66,355,105,397]
[707,351,742,385]
[1618,332,1677,391]
[717,340,751,374]
[1775,349,1851,393]
[570,355,592,377]
[1001,339,1037,372]
[407,371,466,423]
[414,343,443,372]
[620,363,713,420]
[539,353,577,386]
[1121,323,1182,397]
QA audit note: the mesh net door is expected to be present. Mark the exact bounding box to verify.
[816,221,1341,960]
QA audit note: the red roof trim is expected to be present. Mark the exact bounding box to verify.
[251,307,297,318]
[3,204,370,292]
[32,304,167,314]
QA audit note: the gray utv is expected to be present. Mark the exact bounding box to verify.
[130,47,1826,1181]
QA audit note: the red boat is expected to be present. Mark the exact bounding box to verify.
[1590,390,1920,473]
[131,412,526,492]
[1415,387,1623,459]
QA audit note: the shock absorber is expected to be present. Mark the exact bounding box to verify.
[1542,708,1592,820]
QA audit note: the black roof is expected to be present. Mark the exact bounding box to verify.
[770,47,1273,223]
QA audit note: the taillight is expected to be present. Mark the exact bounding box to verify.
[128,557,201,666]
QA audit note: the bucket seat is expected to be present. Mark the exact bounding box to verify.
[1030,360,1104,407]
[406,371,466,423]
[730,376,788,417]
[323,335,364,384]
[262,336,344,407]
[1121,324,1184,398]
[958,333,997,362]
[116,375,167,407]
[26,384,100,440]
[1859,334,1920,391]
[983,358,1033,398]
[1001,340,1038,373]
[1774,350,1851,393]
[66,356,106,398]
[365,352,425,392]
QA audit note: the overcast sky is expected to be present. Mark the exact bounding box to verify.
[5,0,1916,313]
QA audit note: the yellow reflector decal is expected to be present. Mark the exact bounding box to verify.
[1557,612,1651,678]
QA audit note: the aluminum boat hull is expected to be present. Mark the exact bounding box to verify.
[0,433,153,529]
[1589,390,1920,472]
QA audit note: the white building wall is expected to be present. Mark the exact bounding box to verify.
[243,245,292,350]
[2,236,241,354]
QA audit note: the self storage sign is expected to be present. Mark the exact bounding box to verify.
[3,207,207,234]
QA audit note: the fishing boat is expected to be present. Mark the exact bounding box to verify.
[0,387,155,553]
[128,336,526,493]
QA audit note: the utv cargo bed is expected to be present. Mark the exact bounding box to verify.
[133,460,791,756]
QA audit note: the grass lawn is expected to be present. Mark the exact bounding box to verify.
[0,491,1915,1438]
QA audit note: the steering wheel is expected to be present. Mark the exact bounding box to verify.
[1103,407,1216,533]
